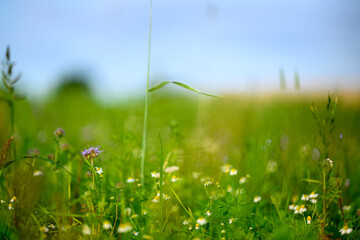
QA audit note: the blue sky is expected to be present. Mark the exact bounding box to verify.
[1,0,360,99]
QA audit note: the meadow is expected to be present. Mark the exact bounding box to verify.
[1,61,360,240]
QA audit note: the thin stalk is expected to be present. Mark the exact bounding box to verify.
[140,0,152,190]
[9,96,15,160]
[159,134,164,224]
[91,157,95,190]
[322,167,326,234]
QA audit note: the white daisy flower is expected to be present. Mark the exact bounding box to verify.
[307,216,311,224]
[82,225,91,235]
[326,158,333,168]
[301,194,310,201]
[8,203,13,210]
[118,223,133,233]
[48,224,55,229]
[183,220,189,225]
[254,196,261,203]
[229,168,238,176]
[289,204,296,210]
[126,177,135,183]
[0,200,5,204]
[171,175,180,182]
[206,210,211,216]
[310,198,317,204]
[229,217,237,224]
[33,170,44,177]
[343,205,351,211]
[197,217,207,225]
[133,231,139,236]
[294,205,307,214]
[40,226,49,232]
[103,220,111,229]
[10,196,16,203]
[239,177,246,184]
[195,223,200,230]
[221,164,232,174]
[309,192,318,199]
[150,171,160,178]
[95,167,103,175]
[339,224,352,235]
[124,208,131,216]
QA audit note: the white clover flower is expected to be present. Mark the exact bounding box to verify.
[33,170,44,177]
[82,225,91,235]
[95,167,103,175]
[126,177,135,183]
[221,164,233,173]
[103,220,111,229]
[239,177,246,184]
[118,223,133,233]
[289,204,296,210]
[301,194,310,201]
[197,217,207,225]
[339,224,352,235]
[150,171,160,178]
[307,216,311,224]
[229,168,238,176]
[164,166,179,174]
[254,196,261,203]
[206,210,211,216]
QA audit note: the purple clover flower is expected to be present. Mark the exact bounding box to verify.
[82,146,103,160]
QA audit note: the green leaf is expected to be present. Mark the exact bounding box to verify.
[301,178,322,185]
[148,81,219,97]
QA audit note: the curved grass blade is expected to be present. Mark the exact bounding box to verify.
[148,81,220,97]
[2,156,73,177]
[0,136,14,170]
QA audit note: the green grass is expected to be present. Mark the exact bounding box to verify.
[0,90,359,239]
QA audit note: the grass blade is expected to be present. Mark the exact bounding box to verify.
[148,81,220,97]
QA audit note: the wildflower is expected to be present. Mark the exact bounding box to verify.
[249,227,253,230]
[197,217,207,225]
[294,205,307,214]
[206,210,211,216]
[118,223,133,233]
[82,225,91,235]
[152,196,160,203]
[33,170,44,177]
[229,217,237,224]
[150,171,160,178]
[339,224,352,235]
[221,164,232,174]
[343,205,351,211]
[289,204,296,210]
[226,185,233,192]
[142,209,148,215]
[82,146,103,160]
[254,196,261,203]
[126,177,135,183]
[133,231,139,236]
[307,216,311,224]
[171,175,181,182]
[326,158,333,168]
[221,229,225,234]
[163,194,171,200]
[1,200,5,204]
[188,225,192,231]
[301,194,310,201]
[95,167,103,175]
[195,223,200,230]
[266,160,278,173]
[124,208,131,216]
[54,128,65,139]
[310,198,317,204]
[183,220,189,225]
[48,224,55,229]
[8,203,13,210]
[131,214,138,219]
[239,177,246,184]
[164,166,179,173]
[309,192,318,198]
[229,168,238,176]
[10,196,16,202]
[103,220,111,229]
[40,226,49,232]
